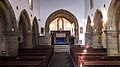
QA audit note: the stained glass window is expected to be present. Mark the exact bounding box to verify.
[28,0,33,10]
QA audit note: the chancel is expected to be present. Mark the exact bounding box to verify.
[0,0,120,67]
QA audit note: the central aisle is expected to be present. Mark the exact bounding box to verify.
[49,52,75,67]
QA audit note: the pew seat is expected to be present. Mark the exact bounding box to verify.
[0,61,41,67]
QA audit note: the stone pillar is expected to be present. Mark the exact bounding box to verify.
[74,28,79,45]
[0,34,6,56]
[74,36,79,45]
[119,34,120,55]
[92,31,102,48]
[32,33,39,47]
[85,32,92,45]
[105,30,119,56]
[5,32,19,56]
[45,33,51,45]
[25,32,33,48]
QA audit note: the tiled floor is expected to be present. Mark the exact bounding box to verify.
[49,52,75,67]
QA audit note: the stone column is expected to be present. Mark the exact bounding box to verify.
[45,33,51,45]
[25,32,33,48]
[105,30,119,56]
[74,28,79,45]
[32,33,39,47]
[85,32,92,45]
[92,31,102,48]
[5,32,19,56]
[119,33,120,55]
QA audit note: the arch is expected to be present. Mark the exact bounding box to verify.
[85,16,93,45]
[86,16,92,33]
[57,17,64,30]
[32,16,39,47]
[107,0,120,30]
[45,9,79,44]
[93,9,103,32]
[18,9,32,48]
[0,0,18,56]
[92,9,103,48]
[19,9,31,32]
[106,0,120,56]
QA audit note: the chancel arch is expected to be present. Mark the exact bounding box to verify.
[85,16,93,46]
[92,9,103,48]
[0,0,18,56]
[45,9,79,45]
[106,0,120,56]
[32,17,39,47]
[18,9,32,49]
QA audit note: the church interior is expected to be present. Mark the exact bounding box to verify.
[0,0,120,67]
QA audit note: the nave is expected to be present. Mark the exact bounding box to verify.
[1,45,120,67]
[0,45,54,67]
[49,52,74,67]
[1,0,120,67]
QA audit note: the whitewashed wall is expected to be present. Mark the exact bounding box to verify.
[8,0,40,33]
[84,0,112,28]
[40,0,85,45]
[8,0,113,45]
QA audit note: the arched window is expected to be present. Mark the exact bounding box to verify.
[90,0,94,9]
[57,18,64,30]
[28,0,33,10]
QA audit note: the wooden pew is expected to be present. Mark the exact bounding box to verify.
[83,61,120,67]
[0,45,54,67]
[0,61,42,67]
[0,56,47,67]
[70,45,107,66]
[78,56,120,67]
[75,52,106,66]
[18,45,54,67]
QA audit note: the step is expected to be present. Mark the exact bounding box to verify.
[54,45,70,52]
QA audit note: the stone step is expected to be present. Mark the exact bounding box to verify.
[54,45,70,52]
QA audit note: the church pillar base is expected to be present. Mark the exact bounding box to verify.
[25,32,33,48]
[105,30,119,56]
[5,32,19,56]
[92,32,102,48]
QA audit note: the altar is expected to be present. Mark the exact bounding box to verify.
[51,31,70,45]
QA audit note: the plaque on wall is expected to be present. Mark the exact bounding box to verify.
[41,27,44,34]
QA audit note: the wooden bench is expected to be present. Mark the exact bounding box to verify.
[18,46,54,67]
[80,61,120,67]
[70,45,107,66]
[0,45,54,67]
[78,56,120,67]
[0,56,48,67]
[0,61,42,67]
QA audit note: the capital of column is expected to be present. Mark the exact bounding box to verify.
[104,30,118,36]
[92,31,103,35]
[5,32,19,37]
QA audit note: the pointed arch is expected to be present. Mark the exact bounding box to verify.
[32,16,39,47]
[93,9,103,32]
[92,9,103,48]
[45,9,79,33]
[85,16,93,45]
[18,9,32,48]
[19,9,31,32]
[106,0,120,56]
[0,0,18,56]
[86,16,92,33]
[45,9,79,44]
